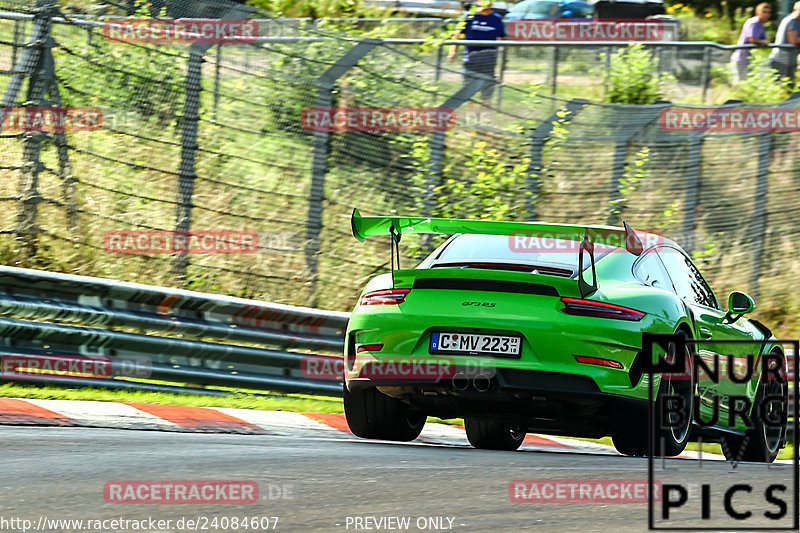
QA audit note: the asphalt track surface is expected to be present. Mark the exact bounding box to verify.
[2,426,797,533]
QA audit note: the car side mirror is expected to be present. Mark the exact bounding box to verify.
[726,291,755,323]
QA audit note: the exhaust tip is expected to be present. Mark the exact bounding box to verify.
[473,374,492,392]
[451,372,469,391]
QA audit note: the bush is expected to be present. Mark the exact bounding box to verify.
[247,0,385,18]
[603,43,675,104]
[731,51,792,103]
[709,65,733,87]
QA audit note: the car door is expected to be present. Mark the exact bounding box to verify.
[656,246,760,429]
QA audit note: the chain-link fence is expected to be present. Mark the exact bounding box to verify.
[0,0,799,335]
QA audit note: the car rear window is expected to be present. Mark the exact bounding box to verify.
[432,233,620,272]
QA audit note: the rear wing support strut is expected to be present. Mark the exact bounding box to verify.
[390,225,401,287]
[578,233,598,299]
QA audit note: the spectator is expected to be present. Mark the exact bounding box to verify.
[731,3,771,83]
[769,1,800,87]
[447,0,507,102]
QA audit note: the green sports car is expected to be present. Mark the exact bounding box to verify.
[343,209,788,461]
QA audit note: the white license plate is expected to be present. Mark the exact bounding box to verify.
[430,332,521,356]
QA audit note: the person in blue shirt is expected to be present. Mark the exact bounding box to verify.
[447,0,507,102]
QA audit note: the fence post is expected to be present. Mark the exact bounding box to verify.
[700,47,711,104]
[435,44,443,83]
[606,106,668,226]
[747,93,800,299]
[681,135,702,255]
[1,0,52,113]
[525,99,589,219]
[656,46,663,74]
[747,133,771,303]
[172,4,251,282]
[548,46,558,95]
[1,0,57,263]
[304,39,381,306]
[11,19,21,68]
[495,45,507,108]
[678,99,747,254]
[172,47,204,282]
[213,44,222,121]
[420,75,490,250]
[36,59,80,246]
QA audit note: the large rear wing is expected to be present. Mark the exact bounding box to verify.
[351,209,643,254]
[351,209,645,298]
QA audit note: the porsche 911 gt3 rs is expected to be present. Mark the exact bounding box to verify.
[343,209,788,461]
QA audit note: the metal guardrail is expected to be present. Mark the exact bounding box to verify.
[0,266,348,397]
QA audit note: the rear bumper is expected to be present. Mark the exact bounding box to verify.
[347,367,603,394]
[347,368,649,438]
[345,296,659,396]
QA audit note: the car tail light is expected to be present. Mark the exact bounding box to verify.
[359,289,410,306]
[356,344,384,353]
[561,297,645,321]
[575,355,624,369]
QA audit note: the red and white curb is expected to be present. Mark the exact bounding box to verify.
[0,398,785,462]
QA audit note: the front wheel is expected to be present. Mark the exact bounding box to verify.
[343,386,425,442]
[464,418,525,451]
[721,366,786,463]
[655,338,694,456]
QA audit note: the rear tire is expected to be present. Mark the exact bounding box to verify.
[613,332,694,457]
[612,427,648,456]
[343,386,425,441]
[464,418,525,451]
